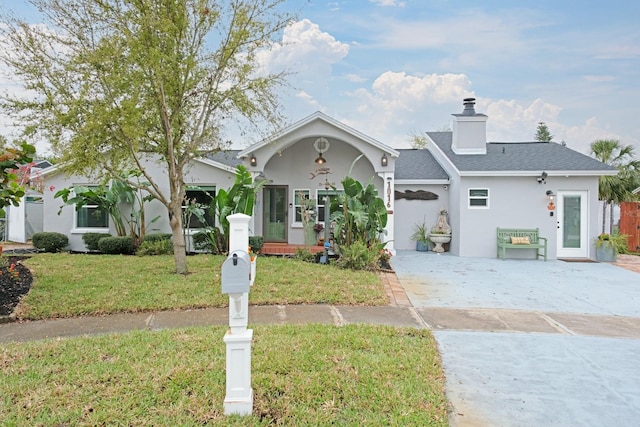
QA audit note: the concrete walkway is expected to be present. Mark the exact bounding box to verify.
[392,251,640,427]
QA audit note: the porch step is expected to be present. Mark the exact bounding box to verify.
[261,243,325,255]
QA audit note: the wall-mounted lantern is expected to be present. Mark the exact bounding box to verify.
[546,190,556,216]
[250,154,257,167]
[313,137,329,165]
[381,153,388,167]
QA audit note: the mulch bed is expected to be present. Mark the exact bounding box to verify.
[0,256,33,316]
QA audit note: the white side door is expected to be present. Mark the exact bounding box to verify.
[556,191,588,258]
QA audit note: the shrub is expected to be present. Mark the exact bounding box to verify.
[192,230,215,253]
[293,247,315,263]
[595,232,628,254]
[249,236,264,254]
[335,240,379,271]
[137,239,174,256]
[82,232,111,251]
[143,233,172,243]
[32,232,69,253]
[98,236,135,255]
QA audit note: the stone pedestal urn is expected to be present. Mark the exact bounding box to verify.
[429,210,452,253]
[429,233,451,253]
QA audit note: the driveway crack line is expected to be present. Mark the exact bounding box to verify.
[407,306,430,328]
[538,312,575,335]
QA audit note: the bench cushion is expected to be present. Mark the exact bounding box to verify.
[511,236,530,245]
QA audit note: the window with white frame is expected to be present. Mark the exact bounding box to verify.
[469,188,489,208]
[75,186,109,229]
[183,185,216,229]
[293,189,310,224]
[316,189,343,225]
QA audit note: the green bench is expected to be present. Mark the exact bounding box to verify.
[497,228,547,261]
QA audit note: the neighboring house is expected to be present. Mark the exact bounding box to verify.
[4,159,51,242]
[31,98,617,260]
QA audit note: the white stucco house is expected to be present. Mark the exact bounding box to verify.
[29,98,617,260]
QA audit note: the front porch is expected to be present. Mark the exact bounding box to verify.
[261,243,325,256]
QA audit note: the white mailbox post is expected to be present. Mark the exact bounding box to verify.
[221,213,253,416]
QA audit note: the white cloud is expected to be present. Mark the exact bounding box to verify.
[583,75,616,83]
[260,19,349,77]
[483,98,562,140]
[369,0,406,6]
[370,9,547,69]
[481,98,634,155]
[332,72,473,146]
[295,90,323,110]
[345,73,367,83]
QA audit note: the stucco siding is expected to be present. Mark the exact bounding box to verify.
[256,137,384,245]
[41,157,236,252]
[393,184,449,250]
[455,176,600,259]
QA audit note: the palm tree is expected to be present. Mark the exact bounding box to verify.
[590,139,640,233]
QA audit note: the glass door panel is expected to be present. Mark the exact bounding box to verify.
[562,195,581,248]
[263,186,287,242]
[557,191,588,258]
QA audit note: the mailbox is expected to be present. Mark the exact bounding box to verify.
[221,250,251,294]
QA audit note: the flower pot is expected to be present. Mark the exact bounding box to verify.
[416,241,429,252]
[596,242,617,262]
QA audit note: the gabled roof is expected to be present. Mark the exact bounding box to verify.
[202,150,242,169]
[395,149,449,180]
[37,151,242,179]
[238,111,400,159]
[428,132,617,176]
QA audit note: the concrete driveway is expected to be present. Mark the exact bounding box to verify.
[392,251,640,426]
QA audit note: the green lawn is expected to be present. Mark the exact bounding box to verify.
[16,253,387,319]
[4,253,450,425]
[1,324,449,426]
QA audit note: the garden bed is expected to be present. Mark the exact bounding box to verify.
[0,256,33,316]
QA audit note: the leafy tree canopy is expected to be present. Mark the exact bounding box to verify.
[0,0,299,273]
[535,122,553,142]
[0,142,36,218]
[590,138,640,233]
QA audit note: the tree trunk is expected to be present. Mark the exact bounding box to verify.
[602,201,607,234]
[169,203,188,274]
[609,202,615,234]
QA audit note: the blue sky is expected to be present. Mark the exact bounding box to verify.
[1,0,639,156]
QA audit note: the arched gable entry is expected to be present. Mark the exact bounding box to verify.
[238,112,398,249]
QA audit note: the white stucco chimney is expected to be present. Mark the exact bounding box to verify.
[451,98,488,155]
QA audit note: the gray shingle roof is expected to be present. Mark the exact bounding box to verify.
[204,150,242,167]
[395,149,449,180]
[427,132,616,173]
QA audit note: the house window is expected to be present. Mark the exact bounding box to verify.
[75,186,109,229]
[184,186,216,228]
[469,188,489,208]
[316,189,343,225]
[293,189,310,224]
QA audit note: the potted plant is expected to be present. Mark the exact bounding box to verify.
[411,218,430,252]
[249,236,264,256]
[314,223,325,245]
[594,232,627,262]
